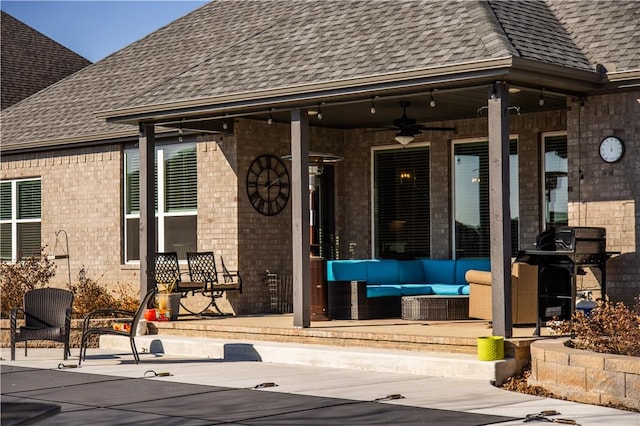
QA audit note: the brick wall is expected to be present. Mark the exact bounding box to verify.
[566,91,640,304]
[0,145,139,290]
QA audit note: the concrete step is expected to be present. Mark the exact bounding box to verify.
[100,334,516,384]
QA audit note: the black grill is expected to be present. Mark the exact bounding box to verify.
[516,226,615,335]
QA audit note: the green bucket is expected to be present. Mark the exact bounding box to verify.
[477,336,504,361]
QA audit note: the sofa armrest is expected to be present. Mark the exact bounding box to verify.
[465,269,491,286]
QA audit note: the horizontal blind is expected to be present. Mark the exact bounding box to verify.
[125,149,159,214]
[0,223,11,261]
[17,222,41,258]
[374,146,430,259]
[164,145,197,212]
[17,180,41,219]
[1,182,11,220]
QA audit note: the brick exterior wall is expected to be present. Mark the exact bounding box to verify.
[0,145,139,290]
[564,91,640,304]
[2,91,638,313]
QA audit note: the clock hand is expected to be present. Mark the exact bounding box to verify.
[265,176,282,189]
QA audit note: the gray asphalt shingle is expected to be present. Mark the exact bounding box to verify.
[1,1,638,152]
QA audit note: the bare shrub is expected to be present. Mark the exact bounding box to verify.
[0,249,56,318]
[69,268,139,318]
[551,300,640,357]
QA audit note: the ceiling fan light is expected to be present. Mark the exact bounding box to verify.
[395,133,414,146]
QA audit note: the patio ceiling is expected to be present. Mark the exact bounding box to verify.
[148,83,568,136]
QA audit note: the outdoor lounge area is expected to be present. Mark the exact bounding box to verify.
[326,258,490,320]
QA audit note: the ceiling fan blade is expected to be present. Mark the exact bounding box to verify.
[414,125,457,131]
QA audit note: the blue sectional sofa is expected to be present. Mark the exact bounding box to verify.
[326,258,490,319]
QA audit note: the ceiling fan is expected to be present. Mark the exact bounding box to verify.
[386,101,456,145]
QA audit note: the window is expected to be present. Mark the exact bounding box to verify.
[1,178,42,262]
[373,145,430,259]
[124,143,197,262]
[542,133,568,229]
[453,139,518,258]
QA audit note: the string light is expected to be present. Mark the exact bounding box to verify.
[429,90,436,108]
[370,96,376,114]
[317,104,323,120]
[222,114,228,130]
[539,88,545,106]
[268,108,274,125]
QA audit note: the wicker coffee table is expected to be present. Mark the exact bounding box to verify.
[401,295,469,320]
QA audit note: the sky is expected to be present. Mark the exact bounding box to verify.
[1,0,210,62]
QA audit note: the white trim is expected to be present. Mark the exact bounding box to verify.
[450,136,518,259]
[540,131,568,230]
[0,178,42,263]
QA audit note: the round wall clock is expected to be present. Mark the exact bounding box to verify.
[246,154,290,216]
[599,136,625,163]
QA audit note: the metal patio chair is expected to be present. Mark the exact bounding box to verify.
[10,287,74,361]
[186,251,242,315]
[79,288,156,365]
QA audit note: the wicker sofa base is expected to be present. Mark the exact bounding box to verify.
[328,280,401,320]
[401,295,469,321]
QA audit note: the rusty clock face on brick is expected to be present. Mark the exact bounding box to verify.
[246,154,290,216]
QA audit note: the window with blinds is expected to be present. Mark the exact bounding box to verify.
[453,140,518,258]
[124,143,197,262]
[373,145,430,259]
[0,179,42,262]
[543,134,568,229]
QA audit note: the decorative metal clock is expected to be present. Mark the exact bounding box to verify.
[246,154,290,216]
[599,136,625,163]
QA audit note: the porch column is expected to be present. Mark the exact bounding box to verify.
[290,108,311,328]
[488,82,513,338]
[139,123,156,300]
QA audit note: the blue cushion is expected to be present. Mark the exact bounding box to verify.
[421,260,456,284]
[366,285,402,298]
[454,258,490,284]
[365,260,399,285]
[398,260,424,284]
[327,260,367,282]
[429,284,469,295]
[399,284,434,296]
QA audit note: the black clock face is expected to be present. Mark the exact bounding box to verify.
[246,154,290,216]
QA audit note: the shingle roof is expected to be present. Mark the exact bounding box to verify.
[1,0,638,152]
[0,11,91,110]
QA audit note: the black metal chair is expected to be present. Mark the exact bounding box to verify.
[10,288,74,361]
[79,288,156,365]
[187,252,242,315]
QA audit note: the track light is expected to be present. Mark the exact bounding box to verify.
[430,90,436,108]
[370,96,376,114]
[539,89,545,106]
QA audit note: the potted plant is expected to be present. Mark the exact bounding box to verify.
[155,280,180,321]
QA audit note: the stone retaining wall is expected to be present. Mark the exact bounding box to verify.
[529,338,639,411]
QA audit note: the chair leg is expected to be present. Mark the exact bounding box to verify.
[129,338,140,364]
[24,342,27,357]
[63,341,69,361]
[79,334,86,366]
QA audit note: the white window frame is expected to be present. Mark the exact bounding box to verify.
[541,131,568,230]
[123,143,197,264]
[451,136,519,259]
[370,142,430,258]
[0,178,42,263]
